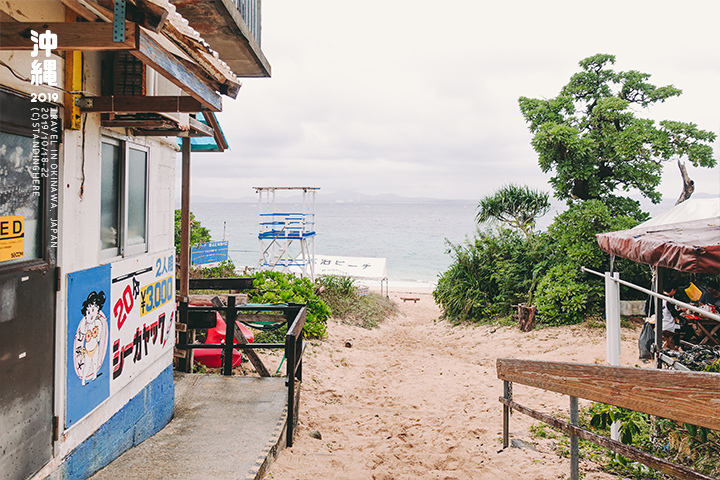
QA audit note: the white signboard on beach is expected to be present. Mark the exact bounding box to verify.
[314,255,387,280]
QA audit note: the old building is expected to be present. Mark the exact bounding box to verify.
[0,1,270,478]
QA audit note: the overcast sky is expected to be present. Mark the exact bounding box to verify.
[182,0,720,203]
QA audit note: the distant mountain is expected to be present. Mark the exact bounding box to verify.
[179,190,718,208]
[185,195,235,203]
[179,190,473,206]
[318,191,467,204]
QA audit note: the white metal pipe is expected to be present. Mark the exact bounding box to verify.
[605,271,621,366]
[582,266,720,322]
[604,271,622,441]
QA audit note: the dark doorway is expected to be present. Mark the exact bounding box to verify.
[0,88,59,480]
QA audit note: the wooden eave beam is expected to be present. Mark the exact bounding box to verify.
[102,118,176,128]
[188,116,213,136]
[78,95,212,113]
[0,22,224,112]
[135,116,212,137]
[131,29,221,112]
[62,0,242,100]
[0,22,138,50]
[60,0,112,22]
[60,0,167,32]
[60,0,238,104]
[161,22,242,99]
[203,112,228,151]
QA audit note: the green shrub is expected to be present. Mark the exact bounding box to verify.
[546,200,639,269]
[249,271,330,341]
[190,260,237,279]
[583,403,720,478]
[433,228,549,322]
[318,274,358,296]
[534,264,601,326]
[532,200,648,324]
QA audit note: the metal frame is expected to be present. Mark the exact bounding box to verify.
[113,0,127,43]
[582,266,720,368]
[256,187,318,280]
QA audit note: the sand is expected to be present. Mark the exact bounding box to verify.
[264,288,645,480]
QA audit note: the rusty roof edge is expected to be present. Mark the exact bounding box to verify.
[149,0,242,89]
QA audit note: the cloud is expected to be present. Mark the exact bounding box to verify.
[181,0,720,201]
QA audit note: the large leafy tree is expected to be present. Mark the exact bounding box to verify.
[476,184,550,239]
[174,209,211,258]
[519,54,716,216]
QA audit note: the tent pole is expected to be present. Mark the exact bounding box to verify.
[655,267,664,369]
[605,271,622,441]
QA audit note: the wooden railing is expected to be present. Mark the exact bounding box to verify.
[285,305,306,447]
[497,358,720,480]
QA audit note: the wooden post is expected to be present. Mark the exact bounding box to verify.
[518,304,536,332]
[502,380,512,449]
[570,396,579,480]
[655,269,664,369]
[177,137,192,372]
[222,295,236,376]
[210,296,271,377]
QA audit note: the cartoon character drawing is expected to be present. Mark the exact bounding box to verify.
[73,291,109,386]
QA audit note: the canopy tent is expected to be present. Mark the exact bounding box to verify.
[638,198,720,228]
[596,216,720,274]
[595,199,720,371]
[596,197,720,275]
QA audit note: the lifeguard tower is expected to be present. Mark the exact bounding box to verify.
[255,187,319,279]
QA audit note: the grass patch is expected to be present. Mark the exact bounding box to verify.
[529,404,720,479]
[318,275,398,329]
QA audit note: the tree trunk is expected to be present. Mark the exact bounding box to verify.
[675,159,694,205]
[518,304,536,332]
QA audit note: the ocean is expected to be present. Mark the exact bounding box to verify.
[188,201,480,288]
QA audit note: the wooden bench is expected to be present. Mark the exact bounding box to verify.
[400,297,420,303]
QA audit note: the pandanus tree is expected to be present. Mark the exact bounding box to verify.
[476,184,550,239]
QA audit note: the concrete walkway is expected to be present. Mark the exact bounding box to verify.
[89,372,290,480]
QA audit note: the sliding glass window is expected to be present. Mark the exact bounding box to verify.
[100,138,148,258]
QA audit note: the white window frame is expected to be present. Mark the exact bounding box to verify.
[100,137,149,260]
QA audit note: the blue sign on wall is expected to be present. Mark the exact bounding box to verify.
[191,241,229,265]
[66,264,112,427]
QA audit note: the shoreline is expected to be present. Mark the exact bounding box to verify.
[370,280,436,295]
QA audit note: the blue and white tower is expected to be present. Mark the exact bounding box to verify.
[255,187,318,279]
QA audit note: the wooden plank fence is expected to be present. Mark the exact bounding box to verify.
[497,358,720,480]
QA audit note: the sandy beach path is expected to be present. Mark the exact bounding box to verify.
[265,289,642,480]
